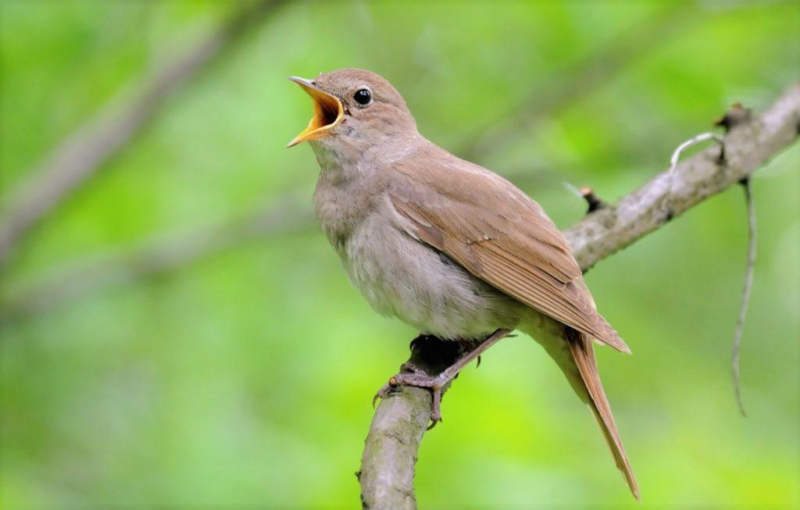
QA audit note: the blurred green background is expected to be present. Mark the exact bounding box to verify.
[1,1,798,508]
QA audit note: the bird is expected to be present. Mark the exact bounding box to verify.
[287,68,639,500]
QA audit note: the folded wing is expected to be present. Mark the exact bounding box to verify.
[389,150,629,353]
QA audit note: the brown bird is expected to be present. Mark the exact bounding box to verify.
[288,68,639,499]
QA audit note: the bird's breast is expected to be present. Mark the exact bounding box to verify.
[325,202,522,339]
[311,158,521,339]
[313,172,374,256]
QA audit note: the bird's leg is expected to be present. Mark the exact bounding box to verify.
[373,328,511,425]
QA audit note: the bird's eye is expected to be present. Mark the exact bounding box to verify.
[353,88,372,106]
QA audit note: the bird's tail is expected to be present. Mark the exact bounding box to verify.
[567,329,639,500]
[526,323,640,500]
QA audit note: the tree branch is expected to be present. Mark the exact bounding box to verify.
[566,83,799,271]
[358,337,477,510]
[358,82,800,509]
[0,0,288,267]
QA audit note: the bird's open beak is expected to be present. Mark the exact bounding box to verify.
[287,76,344,148]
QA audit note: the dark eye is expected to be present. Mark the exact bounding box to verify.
[353,88,372,105]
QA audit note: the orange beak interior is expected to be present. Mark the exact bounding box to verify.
[287,77,344,147]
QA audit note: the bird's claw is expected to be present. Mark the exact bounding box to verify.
[372,364,420,405]
[372,370,447,426]
[372,380,398,408]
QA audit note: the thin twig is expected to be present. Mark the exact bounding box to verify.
[664,131,759,416]
[662,132,725,220]
[732,178,757,417]
[581,187,608,214]
[563,182,608,214]
[564,182,608,214]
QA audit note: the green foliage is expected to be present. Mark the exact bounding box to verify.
[1,1,798,508]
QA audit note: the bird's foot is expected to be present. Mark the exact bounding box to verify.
[372,329,511,429]
[372,362,454,428]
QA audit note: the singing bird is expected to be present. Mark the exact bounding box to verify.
[287,68,639,499]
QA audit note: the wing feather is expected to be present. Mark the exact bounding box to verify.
[389,150,629,353]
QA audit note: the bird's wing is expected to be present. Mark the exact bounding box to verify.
[388,149,629,352]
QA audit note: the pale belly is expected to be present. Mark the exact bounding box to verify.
[337,213,523,340]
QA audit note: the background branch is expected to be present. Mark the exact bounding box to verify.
[1,198,312,319]
[359,83,800,509]
[4,83,798,321]
[454,3,692,162]
[0,0,288,267]
[0,7,698,318]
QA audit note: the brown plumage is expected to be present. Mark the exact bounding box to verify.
[567,329,639,499]
[388,151,630,353]
[288,68,639,499]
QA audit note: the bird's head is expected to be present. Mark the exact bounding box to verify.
[287,68,417,153]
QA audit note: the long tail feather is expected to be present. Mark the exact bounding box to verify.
[567,329,640,500]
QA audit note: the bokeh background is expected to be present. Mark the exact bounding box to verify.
[1,1,799,508]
